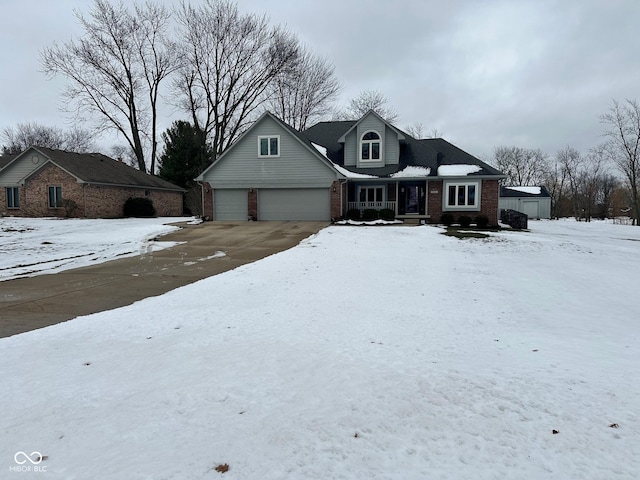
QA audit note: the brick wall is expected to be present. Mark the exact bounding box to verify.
[202,182,213,220]
[427,180,443,221]
[16,163,182,218]
[427,179,499,225]
[248,189,258,220]
[330,180,343,220]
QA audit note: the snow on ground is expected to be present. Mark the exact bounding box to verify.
[1,219,639,479]
[0,216,195,281]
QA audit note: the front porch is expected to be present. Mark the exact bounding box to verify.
[346,180,429,219]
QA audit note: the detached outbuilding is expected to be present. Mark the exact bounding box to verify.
[499,186,551,220]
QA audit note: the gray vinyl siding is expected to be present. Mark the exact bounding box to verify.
[0,151,49,186]
[499,197,551,219]
[342,113,400,168]
[203,116,338,189]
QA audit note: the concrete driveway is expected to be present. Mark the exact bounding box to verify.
[0,221,327,338]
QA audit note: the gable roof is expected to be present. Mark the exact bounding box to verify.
[9,147,183,191]
[303,121,503,178]
[196,111,343,181]
[500,186,551,198]
[0,155,16,170]
[336,109,406,143]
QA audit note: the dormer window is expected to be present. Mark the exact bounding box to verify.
[360,131,381,161]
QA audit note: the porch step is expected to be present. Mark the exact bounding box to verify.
[401,218,422,225]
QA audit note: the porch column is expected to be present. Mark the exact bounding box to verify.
[395,181,399,215]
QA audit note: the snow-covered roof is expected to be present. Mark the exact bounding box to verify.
[312,142,377,179]
[390,166,431,178]
[437,164,482,176]
[506,186,542,195]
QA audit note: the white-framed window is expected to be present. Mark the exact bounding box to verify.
[6,187,19,209]
[48,186,63,208]
[445,182,479,208]
[360,131,381,161]
[258,136,280,157]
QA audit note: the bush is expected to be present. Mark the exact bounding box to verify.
[123,197,156,217]
[379,208,395,221]
[440,213,454,226]
[475,215,489,228]
[346,208,361,220]
[458,215,472,227]
[362,209,379,221]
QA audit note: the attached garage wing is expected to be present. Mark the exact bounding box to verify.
[258,188,330,221]
[214,189,248,220]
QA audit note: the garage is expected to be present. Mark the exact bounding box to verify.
[214,189,248,220]
[499,186,551,220]
[258,188,330,221]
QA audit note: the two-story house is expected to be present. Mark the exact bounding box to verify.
[197,110,504,224]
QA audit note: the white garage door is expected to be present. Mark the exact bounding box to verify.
[259,188,330,221]
[214,189,248,220]
[522,200,540,219]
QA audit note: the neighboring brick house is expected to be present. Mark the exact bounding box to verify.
[197,110,505,225]
[0,146,184,218]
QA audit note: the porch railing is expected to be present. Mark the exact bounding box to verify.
[347,201,396,212]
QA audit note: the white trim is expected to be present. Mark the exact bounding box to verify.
[359,130,382,162]
[443,181,480,210]
[257,135,280,158]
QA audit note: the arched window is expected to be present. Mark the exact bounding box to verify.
[360,131,381,161]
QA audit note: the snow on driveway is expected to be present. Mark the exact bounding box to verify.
[1,219,638,479]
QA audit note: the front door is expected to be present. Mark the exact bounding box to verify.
[398,182,426,215]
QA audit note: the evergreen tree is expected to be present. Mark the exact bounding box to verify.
[158,121,212,189]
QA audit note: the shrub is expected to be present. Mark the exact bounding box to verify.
[458,215,472,228]
[346,208,361,220]
[475,215,489,228]
[440,213,454,226]
[379,208,395,221]
[123,197,156,217]
[362,209,379,221]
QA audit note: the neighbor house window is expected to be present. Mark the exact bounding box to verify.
[360,131,381,161]
[48,186,63,208]
[6,187,19,209]
[446,183,478,208]
[359,186,384,205]
[258,136,279,157]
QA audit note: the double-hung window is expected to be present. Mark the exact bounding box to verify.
[446,183,478,208]
[48,186,63,208]
[6,187,19,209]
[360,131,381,161]
[258,136,279,157]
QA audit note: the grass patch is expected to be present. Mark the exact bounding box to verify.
[443,229,491,239]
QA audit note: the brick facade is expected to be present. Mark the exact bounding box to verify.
[426,179,499,226]
[330,180,343,221]
[201,182,214,220]
[4,163,182,218]
[248,189,258,220]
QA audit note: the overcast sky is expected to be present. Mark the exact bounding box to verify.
[1,0,639,161]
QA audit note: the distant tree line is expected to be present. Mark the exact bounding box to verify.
[490,99,640,225]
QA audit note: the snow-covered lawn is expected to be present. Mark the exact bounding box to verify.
[1,219,639,479]
[0,217,195,281]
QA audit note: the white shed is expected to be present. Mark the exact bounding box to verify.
[499,186,551,220]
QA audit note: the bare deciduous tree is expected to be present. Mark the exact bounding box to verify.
[1,122,95,155]
[405,121,442,139]
[267,45,340,130]
[41,0,177,173]
[600,99,640,225]
[492,146,549,186]
[337,90,399,123]
[174,0,298,158]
